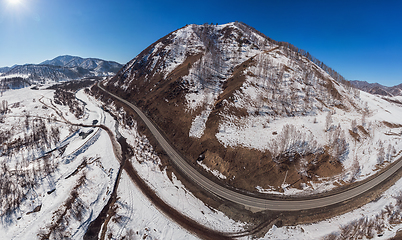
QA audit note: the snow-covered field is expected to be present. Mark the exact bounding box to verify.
[0,86,120,239]
[0,86,246,239]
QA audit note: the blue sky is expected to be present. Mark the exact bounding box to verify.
[0,0,401,86]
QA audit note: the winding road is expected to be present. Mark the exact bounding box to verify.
[98,83,402,212]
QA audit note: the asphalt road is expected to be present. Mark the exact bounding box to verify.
[98,83,402,212]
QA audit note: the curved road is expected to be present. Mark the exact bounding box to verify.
[98,83,402,212]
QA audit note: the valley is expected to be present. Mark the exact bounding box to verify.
[1,22,402,240]
[0,82,246,239]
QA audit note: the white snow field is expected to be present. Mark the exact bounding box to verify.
[0,86,245,239]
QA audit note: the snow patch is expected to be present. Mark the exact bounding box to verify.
[198,161,227,180]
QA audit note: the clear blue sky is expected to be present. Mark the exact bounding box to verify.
[0,0,401,86]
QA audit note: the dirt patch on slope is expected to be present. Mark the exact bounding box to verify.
[103,50,344,195]
[383,121,402,128]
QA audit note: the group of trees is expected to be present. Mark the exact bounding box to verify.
[241,52,345,118]
[328,125,349,162]
[0,115,61,220]
[53,89,84,118]
[377,140,395,165]
[0,150,59,220]
[269,124,321,166]
[38,173,87,240]
[1,116,60,159]
[324,192,402,239]
[190,23,226,88]
[0,77,30,93]
[269,122,349,170]
[0,100,8,123]
[234,21,361,99]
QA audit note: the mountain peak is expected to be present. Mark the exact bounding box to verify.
[40,55,81,66]
[103,22,370,193]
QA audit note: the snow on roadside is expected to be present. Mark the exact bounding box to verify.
[116,125,246,234]
[265,175,402,240]
[104,171,200,240]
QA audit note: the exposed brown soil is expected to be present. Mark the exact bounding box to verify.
[349,129,361,142]
[391,230,402,240]
[102,48,344,193]
[93,83,402,238]
[26,204,42,215]
[358,125,369,136]
[383,121,402,128]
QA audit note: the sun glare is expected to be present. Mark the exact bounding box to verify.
[8,0,21,5]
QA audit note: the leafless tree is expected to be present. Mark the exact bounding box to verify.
[325,111,333,131]
[351,119,358,133]
[377,140,385,165]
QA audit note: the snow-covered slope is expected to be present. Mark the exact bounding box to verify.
[103,22,402,196]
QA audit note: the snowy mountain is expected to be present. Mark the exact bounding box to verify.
[0,56,122,90]
[0,66,12,74]
[351,80,402,96]
[41,55,122,74]
[104,22,402,195]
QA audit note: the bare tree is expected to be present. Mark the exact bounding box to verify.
[386,143,393,162]
[329,126,349,162]
[325,111,333,131]
[0,100,8,114]
[377,141,385,165]
[351,119,358,133]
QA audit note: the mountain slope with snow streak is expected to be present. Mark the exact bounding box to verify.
[104,22,402,196]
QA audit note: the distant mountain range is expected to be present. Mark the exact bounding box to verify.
[0,55,123,90]
[350,80,402,97]
[0,66,13,74]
